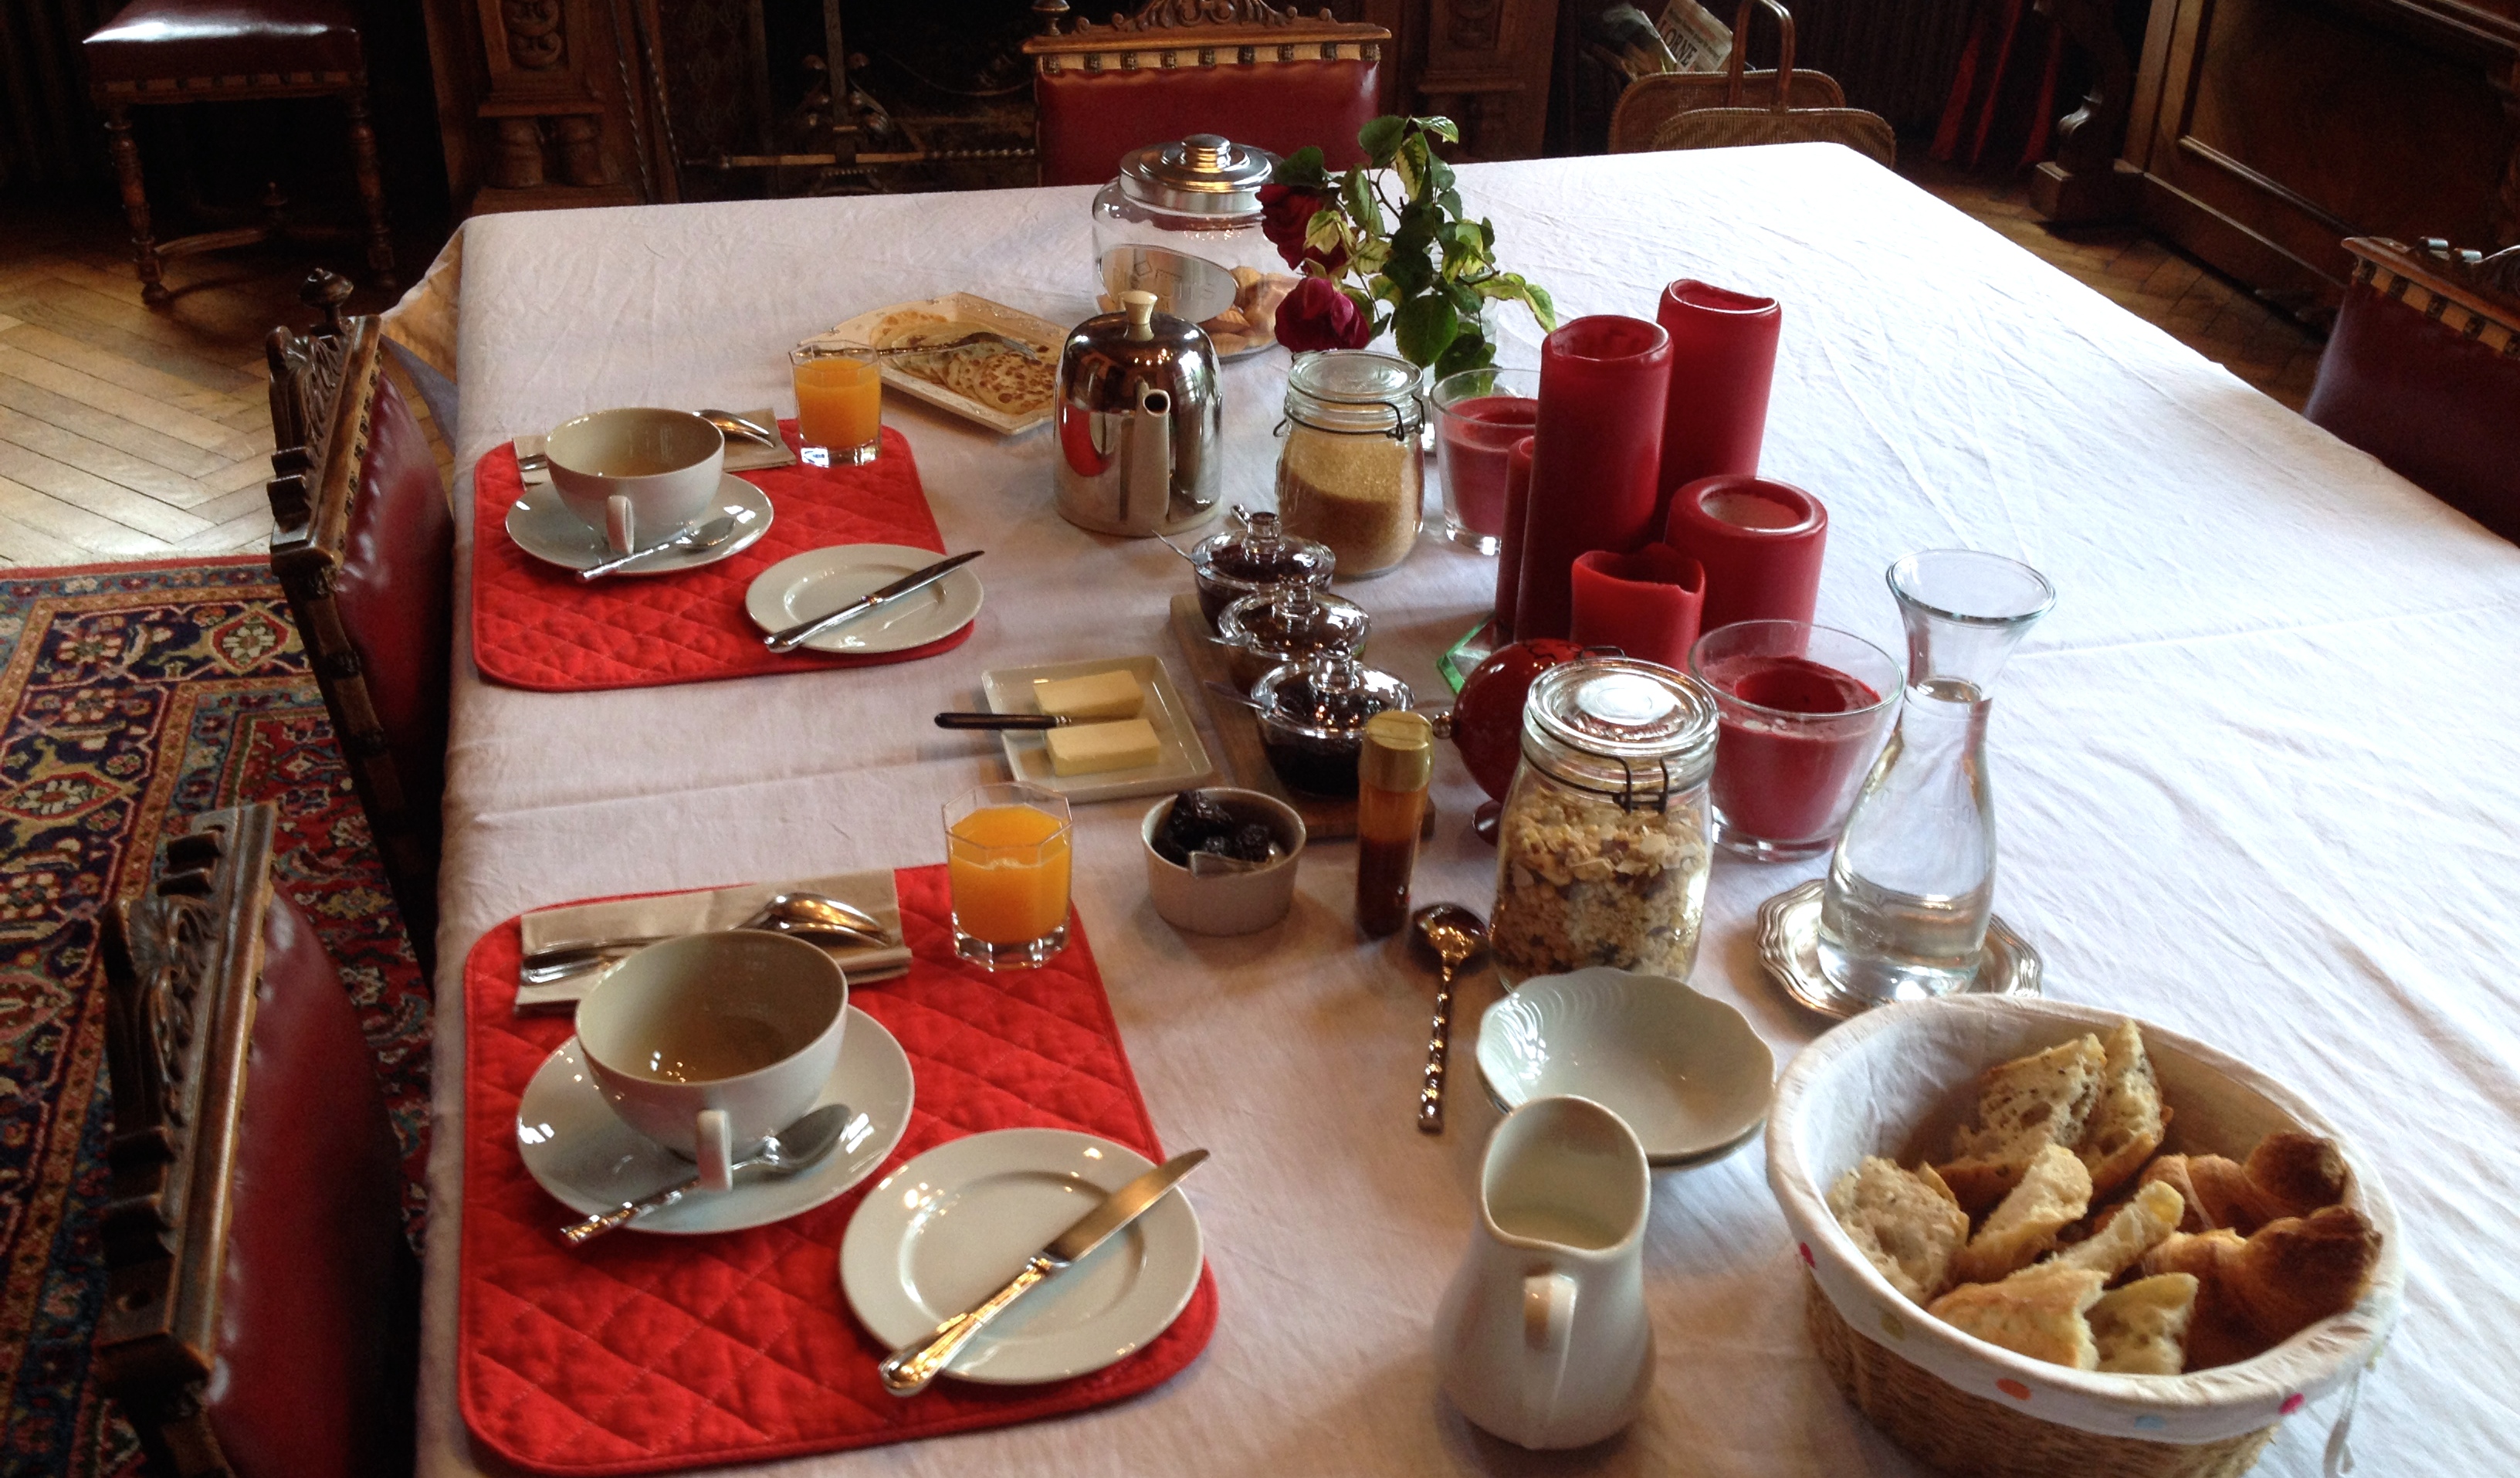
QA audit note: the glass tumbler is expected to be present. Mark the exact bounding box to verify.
[1431,367,1539,555]
[790,342,882,466]
[943,782,1073,969]
[1689,620,1904,862]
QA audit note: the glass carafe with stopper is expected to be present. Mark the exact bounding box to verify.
[1816,550,2055,1002]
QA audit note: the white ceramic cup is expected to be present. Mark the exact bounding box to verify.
[574,931,846,1194]
[544,407,726,554]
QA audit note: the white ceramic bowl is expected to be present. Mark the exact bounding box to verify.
[1768,995,2402,1446]
[1475,967,1774,1165]
[1140,789,1304,936]
[545,407,726,553]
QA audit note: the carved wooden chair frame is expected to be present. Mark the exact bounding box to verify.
[1024,0,1388,75]
[263,270,439,974]
[93,805,282,1475]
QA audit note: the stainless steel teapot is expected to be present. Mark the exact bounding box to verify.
[1053,290,1222,537]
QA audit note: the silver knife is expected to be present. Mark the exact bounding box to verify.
[764,549,984,653]
[877,1147,1208,1395]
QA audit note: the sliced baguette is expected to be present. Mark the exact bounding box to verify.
[1826,1157,1972,1304]
[2076,1020,2168,1198]
[2089,1273,2200,1375]
[1950,1143,2093,1285]
[1928,1265,2108,1370]
[1938,1033,2108,1214]
[2042,1179,2186,1281]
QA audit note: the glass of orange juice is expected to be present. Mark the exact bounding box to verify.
[789,342,882,466]
[943,782,1073,969]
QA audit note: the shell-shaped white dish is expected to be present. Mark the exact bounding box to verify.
[1475,967,1775,1165]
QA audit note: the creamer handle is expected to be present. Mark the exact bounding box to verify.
[1524,1270,1578,1426]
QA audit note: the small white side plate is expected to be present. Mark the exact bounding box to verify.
[515,1005,913,1234]
[838,1128,1204,1385]
[505,473,774,575]
[744,544,984,655]
[978,654,1217,804]
[1475,967,1776,1166]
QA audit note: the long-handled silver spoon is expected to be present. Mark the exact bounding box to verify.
[522,893,889,984]
[558,1103,859,1244]
[1408,904,1490,1134]
[577,510,751,581]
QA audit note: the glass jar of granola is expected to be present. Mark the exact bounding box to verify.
[1490,658,1717,982]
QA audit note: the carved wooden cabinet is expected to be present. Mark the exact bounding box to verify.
[1344,0,1565,161]
[2117,0,2519,320]
[419,0,681,213]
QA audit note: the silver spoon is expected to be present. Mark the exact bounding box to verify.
[1409,904,1490,1134]
[1203,680,1268,714]
[557,1102,860,1244]
[757,890,888,939]
[698,408,782,446]
[521,893,890,980]
[577,510,751,581]
[875,331,1042,363]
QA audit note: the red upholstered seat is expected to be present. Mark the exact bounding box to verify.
[83,0,365,86]
[208,888,414,1478]
[1035,59,1380,187]
[2306,239,2520,544]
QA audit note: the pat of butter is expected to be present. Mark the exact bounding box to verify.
[1045,717,1160,776]
[1033,670,1144,721]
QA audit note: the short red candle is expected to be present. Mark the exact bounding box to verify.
[1492,435,1537,640]
[1664,474,1828,633]
[1570,544,1705,668]
[1512,316,1674,641]
[1689,620,1903,861]
[1438,394,1540,538]
[1656,280,1781,522]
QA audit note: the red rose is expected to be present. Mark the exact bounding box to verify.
[1275,275,1373,353]
[1257,183,1346,274]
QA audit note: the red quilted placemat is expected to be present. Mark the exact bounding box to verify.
[470,423,974,692]
[456,866,1218,1475]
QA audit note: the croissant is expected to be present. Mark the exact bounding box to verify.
[2140,1132,2350,1235]
[2140,1205,2379,1368]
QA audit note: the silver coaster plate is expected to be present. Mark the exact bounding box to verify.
[1757,878,2042,1020]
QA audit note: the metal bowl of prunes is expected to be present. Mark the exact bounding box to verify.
[1249,650,1414,797]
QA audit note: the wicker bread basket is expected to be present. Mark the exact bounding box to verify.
[1768,998,2400,1478]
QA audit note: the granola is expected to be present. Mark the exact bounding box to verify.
[1489,780,1711,979]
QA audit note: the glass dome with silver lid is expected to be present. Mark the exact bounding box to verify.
[1091,134,1300,358]
[1249,650,1414,797]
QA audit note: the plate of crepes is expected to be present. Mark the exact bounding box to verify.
[1768,996,2399,1468]
[821,294,1062,436]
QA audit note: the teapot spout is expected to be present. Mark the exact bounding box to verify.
[1124,388,1174,533]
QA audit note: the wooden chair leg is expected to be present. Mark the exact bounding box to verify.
[344,85,398,290]
[101,103,169,307]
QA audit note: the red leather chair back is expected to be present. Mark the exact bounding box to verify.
[1035,59,1381,187]
[2306,240,2520,544]
[330,366,453,823]
[209,886,413,1478]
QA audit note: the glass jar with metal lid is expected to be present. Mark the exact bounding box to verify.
[1091,134,1293,356]
[1489,658,1717,982]
[1187,507,1334,627]
[1215,582,1370,688]
[1275,350,1426,578]
[1250,650,1414,797]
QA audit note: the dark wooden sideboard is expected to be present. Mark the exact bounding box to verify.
[2112,0,2518,321]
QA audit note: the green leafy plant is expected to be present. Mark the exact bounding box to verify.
[1260,115,1557,375]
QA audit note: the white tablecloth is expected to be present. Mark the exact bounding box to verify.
[425,144,2520,1476]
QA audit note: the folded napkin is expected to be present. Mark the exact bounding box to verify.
[512,870,912,1013]
[511,406,797,483]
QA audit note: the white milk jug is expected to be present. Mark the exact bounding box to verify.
[1433,1096,1655,1449]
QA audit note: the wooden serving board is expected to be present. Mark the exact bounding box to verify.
[1168,593,1434,843]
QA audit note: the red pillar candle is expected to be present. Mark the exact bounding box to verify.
[1663,474,1828,633]
[1512,316,1674,642]
[1569,544,1705,669]
[1491,436,1537,640]
[1656,280,1782,521]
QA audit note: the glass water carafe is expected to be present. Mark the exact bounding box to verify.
[1816,550,2055,1002]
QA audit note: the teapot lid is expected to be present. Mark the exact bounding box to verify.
[1117,134,1281,215]
[1254,651,1412,741]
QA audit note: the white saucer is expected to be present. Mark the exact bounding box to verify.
[838,1127,1203,1385]
[1475,967,1775,1167]
[505,473,774,575]
[744,543,984,655]
[515,1005,913,1234]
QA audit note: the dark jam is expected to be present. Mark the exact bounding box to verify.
[1262,733,1361,796]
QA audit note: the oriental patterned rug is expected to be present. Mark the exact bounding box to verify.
[0,558,431,1478]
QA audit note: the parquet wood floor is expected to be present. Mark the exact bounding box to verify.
[0,169,2320,569]
[0,195,449,569]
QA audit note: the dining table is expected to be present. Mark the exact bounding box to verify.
[421,142,2520,1476]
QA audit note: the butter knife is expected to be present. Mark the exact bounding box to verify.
[877,1147,1208,1395]
[764,550,984,653]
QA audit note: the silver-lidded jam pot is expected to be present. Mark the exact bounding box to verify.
[1214,583,1370,689]
[1053,290,1222,538]
[1187,507,1334,627]
[1250,650,1414,797]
